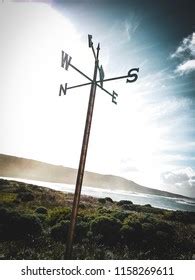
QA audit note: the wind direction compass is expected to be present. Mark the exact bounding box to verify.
[59,35,139,259]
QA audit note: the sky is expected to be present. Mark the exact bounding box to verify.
[0,0,195,197]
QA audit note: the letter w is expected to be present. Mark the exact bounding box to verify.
[61,51,72,70]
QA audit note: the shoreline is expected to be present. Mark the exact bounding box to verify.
[1,176,195,213]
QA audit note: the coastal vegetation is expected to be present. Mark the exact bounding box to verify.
[0,179,194,259]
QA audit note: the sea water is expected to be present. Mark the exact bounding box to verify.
[1,177,195,212]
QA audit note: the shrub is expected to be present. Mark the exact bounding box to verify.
[91,216,121,245]
[79,203,86,209]
[17,192,34,202]
[15,185,28,193]
[112,211,129,221]
[35,207,48,215]
[50,220,70,243]
[0,207,13,223]
[142,222,155,241]
[120,221,142,245]
[156,230,169,241]
[98,198,106,204]
[97,207,112,215]
[16,214,43,238]
[47,207,71,225]
[156,221,175,236]
[164,211,195,224]
[75,221,89,241]
[144,204,152,207]
[120,225,136,244]
[0,193,16,203]
[117,200,133,206]
[147,221,176,251]
[124,212,155,226]
[105,197,114,203]
[122,204,135,210]
[0,208,42,240]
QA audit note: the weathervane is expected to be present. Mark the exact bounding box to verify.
[59,34,139,259]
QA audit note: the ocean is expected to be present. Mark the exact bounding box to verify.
[1,177,195,212]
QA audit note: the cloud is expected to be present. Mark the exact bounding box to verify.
[161,167,195,197]
[171,33,195,58]
[124,17,140,42]
[176,60,195,74]
[171,32,195,74]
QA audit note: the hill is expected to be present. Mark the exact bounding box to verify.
[0,153,188,199]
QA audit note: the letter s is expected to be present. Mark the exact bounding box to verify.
[126,68,139,83]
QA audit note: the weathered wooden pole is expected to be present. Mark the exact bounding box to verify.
[65,43,100,259]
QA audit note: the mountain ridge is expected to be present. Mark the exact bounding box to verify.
[0,153,190,199]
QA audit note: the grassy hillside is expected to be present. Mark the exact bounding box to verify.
[0,179,195,260]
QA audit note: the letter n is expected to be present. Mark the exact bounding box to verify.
[59,83,67,96]
[61,51,72,70]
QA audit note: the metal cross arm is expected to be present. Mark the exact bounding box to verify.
[58,34,139,259]
[59,47,139,105]
[69,62,114,99]
[59,56,117,102]
[63,71,139,95]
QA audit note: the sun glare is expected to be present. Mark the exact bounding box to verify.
[0,1,185,191]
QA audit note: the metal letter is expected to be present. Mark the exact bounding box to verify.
[112,91,118,105]
[59,83,68,96]
[88,34,93,48]
[126,68,139,83]
[99,65,105,87]
[61,51,72,70]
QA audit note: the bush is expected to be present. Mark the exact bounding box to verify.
[142,222,155,241]
[112,211,129,221]
[0,208,14,224]
[124,212,155,225]
[0,193,16,203]
[144,204,152,207]
[75,221,89,241]
[47,207,71,225]
[17,214,43,238]
[164,211,195,224]
[141,221,176,252]
[105,197,114,203]
[50,220,70,243]
[117,200,133,206]
[156,221,175,235]
[156,230,169,241]
[120,221,142,245]
[35,207,48,215]
[79,203,86,209]
[91,216,121,245]
[17,192,34,202]
[97,207,112,215]
[98,198,106,204]
[120,225,136,244]
[0,208,42,240]
[15,184,28,193]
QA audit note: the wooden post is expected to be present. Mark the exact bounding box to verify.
[65,44,100,259]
